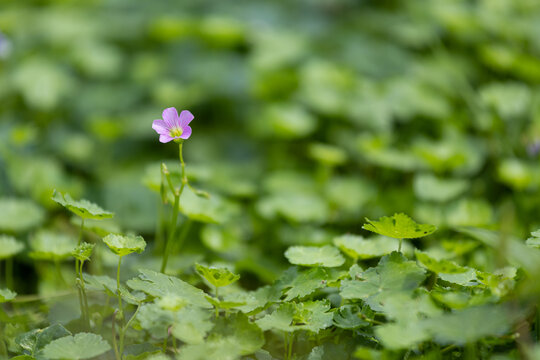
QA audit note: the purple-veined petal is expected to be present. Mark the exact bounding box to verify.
[179,110,194,128]
[159,134,174,143]
[152,119,169,134]
[180,125,192,139]
[162,107,179,128]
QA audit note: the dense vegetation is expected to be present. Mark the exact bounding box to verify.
[1,0,540,359]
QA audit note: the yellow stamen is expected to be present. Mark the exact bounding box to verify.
[170,127,183,137]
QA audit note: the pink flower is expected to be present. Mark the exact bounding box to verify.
[152,107,194,143]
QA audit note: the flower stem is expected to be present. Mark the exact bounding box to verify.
[116,256,124,321]
[398,238,403,253]
[79,260,90,327]
[160,192,180,273]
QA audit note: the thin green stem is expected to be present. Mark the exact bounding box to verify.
[172,218,192,254]
[160,192,180,273]
[55,259,67,286]
[112,310,121,360]
[78,218,85,245]
[6,258,13,290]
[288,332,294,360]
[119,304,141,357]
[398,238,403,253]
[80,260,90,328]
[116,256,123,318]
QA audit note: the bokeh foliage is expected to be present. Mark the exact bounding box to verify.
[1,0,540,358]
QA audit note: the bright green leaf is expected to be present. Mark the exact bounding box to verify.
[0,198,44,232]
[52,190,114,220]
[0,288,16,302]
[284,245,345,267]
[362,213,436,239]
[40,333,111,359]
[71,242,95,262]
[102,233,146,257]
[195,263,240,288]
[0,235,24,259]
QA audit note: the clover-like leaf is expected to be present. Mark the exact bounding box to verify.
[0,288,16,302]
[52,190,114,220]
[284,245,345,267]
[71,242,95,262]
[333,234,404,260]
[127,269,211,308]
[281,267,329,301]
[211,313,265,355]
[333,304,370,329]
[425,305,520,345]
[171,306,214,345]
[17,324,71,356]
[40,333,111,359]
[102,233,146,257]
[0,198,44,232]
[195,263,240,288]
[362,213,436,239]
[29,230,76,261]
[256,301,333,333]
[0,235,24,260]
[340,252,426,311]
[415,250,469,274]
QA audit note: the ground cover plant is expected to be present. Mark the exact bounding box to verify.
[2,0,540,359]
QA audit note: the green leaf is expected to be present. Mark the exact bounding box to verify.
[0,198,44,232]
[71,216,121,237]
[102,234,146,257]
[127,269,211,308]
[340,252,426,311]
[362,213,436,239]
[284,245,345,267]
[52,190,114,220]
[29,230,76,261]
[0,235,24,259]
[71,242,95,262]
[171,306,213,344]
[211,313,264,355]
[137,304,174,339]
[281,267,329,301]
[333,304,370,329]
[333,235,403,260]
[40,333,111,359]
[195,263,240,288]
[425,305,520,345]
[84,274,145,305]
[413,174,468,202]
[0,288,16,302]
[415,250,469,274]
[17,324,71,356]
[375,321,430,350]
[256,301,333,333]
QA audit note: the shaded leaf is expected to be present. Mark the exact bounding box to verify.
[284,245,345,267]
[41,333,111,359]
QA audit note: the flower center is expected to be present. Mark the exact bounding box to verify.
[169,127,183,137]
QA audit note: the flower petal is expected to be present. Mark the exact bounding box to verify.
[180,125,192,139]
[159,134,174,143]
[162,107,179,128]
[152,119,169,134]
[179,110,194,128]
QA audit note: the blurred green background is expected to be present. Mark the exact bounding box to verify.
[2,0,540,288]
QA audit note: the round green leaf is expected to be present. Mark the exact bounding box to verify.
[102,234,146,257]
[284,245,345,267]
[0,235,24,259]
[363,213,437,239]
[71,242,95,262]
[0,198,44,232]
[195,263,240,288]
[29,230,76,261]
[52,190,114,220]
[41,333,111,359]
[0,288,16,302]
